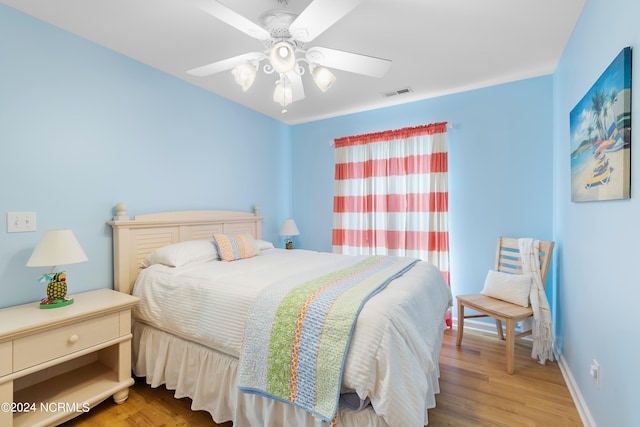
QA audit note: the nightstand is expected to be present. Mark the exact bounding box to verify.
[0,288,139,427]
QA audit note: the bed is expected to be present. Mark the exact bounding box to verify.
[109,205,452,427]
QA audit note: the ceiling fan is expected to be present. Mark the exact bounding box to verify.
[187,0,392,107]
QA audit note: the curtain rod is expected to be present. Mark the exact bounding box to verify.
[328,122,454,146]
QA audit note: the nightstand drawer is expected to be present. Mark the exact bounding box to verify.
[13,313,120,371]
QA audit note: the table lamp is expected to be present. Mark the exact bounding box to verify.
[26,229,88,309]
[279,218,299,250]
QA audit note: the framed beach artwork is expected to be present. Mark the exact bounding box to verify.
[570,47,632,202]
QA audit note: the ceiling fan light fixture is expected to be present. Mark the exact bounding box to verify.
[311,65,336,92]
[270,41,296,73]
[190,2,394,111]
[273,76,293,107]
[232,61,257,92]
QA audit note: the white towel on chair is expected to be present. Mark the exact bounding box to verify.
[518,238,554,364]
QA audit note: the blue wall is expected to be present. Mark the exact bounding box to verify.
[553,0,639,425]
[0,5,292,308]
[3,1,636,425]
[291,77,555,308]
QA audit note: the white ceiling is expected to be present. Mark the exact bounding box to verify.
[2,0,585,125]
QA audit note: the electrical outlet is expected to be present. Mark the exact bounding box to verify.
[7,212,37,233]
[590,359,600,388]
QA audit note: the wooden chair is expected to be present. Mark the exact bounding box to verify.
[456,237,554,374]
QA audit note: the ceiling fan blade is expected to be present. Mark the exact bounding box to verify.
[289,0,364,43]
[197,0,270,40]
[186,52,266,77]
[306,47,391,78]
[286,72,305,102]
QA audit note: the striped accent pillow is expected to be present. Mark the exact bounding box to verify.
[213,233,259,262]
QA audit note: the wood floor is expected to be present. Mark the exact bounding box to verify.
[63,328,582,427]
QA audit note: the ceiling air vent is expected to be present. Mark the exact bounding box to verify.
[382,87,413,98]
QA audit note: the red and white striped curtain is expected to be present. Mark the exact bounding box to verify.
[332,122,451,323]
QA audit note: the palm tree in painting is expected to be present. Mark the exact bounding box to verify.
[607,89,618,131]
[601,90,618,135]
[591,89,607,140]
[587,124,595,145]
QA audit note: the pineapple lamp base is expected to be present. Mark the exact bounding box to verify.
[40,273,73,309]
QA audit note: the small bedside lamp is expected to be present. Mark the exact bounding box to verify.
[26,229,88,309]
[279,218,299,250]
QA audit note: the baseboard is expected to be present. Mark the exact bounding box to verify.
[556,351,596,427]
[452,317,531,339]
[452,316,501,335]
[453,317,595,427]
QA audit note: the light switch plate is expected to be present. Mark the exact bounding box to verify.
[7,212,37,233]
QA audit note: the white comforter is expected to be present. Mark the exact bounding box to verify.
[132,248,452,427]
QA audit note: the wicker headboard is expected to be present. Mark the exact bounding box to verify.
[108,203,264,295]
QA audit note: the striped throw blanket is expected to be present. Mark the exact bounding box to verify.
[237,255,418,423]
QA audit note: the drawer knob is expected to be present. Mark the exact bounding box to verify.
[68,334,79,343]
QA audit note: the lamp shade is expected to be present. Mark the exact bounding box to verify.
[273,77,293,107]
[26,229,88,267]
[232,61,257,92]
[311,65,336,92]
[279,218,299,236]
[269,41,296,73]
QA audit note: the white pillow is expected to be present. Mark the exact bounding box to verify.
[255,239,275,250]
[140,240,218,268]
[480,270,532,307]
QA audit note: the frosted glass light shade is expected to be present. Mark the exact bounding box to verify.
[273,77,293,107]
[269,41,296,73]
[311,65,336,92]
[232,61,257,92]
[279,218,299,236]
[26,229,88,267]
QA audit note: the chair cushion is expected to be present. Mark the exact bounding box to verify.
[480,269,532,307]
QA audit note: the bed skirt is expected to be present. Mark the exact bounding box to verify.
[132,321,434,426]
